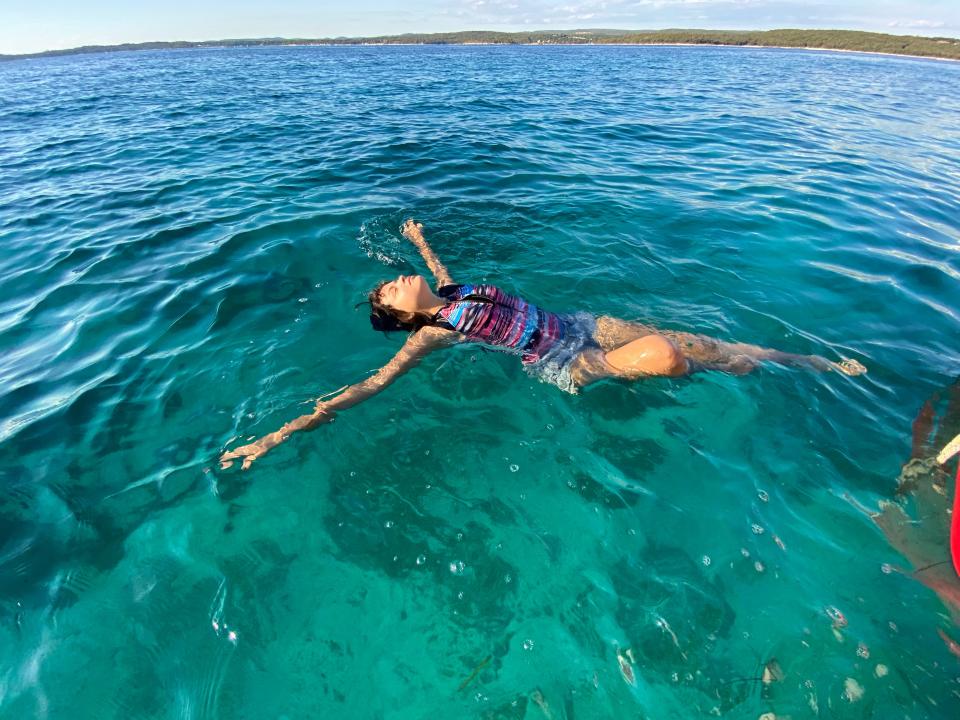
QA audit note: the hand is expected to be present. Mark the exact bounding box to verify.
[401,218,424,243]
[832,358,867,376]
[219,407,335,470]
[220,438,270,470]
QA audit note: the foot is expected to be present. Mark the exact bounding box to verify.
[833,358,867,376]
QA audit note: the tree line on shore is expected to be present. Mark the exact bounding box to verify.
[3,28,959,61]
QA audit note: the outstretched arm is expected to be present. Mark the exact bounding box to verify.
[402,219,454,288]
[220,326,455,469]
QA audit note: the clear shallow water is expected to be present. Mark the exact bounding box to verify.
[1,44,959,718]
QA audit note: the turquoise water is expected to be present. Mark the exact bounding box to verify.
[1,44,959,718]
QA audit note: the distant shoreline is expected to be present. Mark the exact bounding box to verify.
[536,42,960,63]
[4,42,958,65]
[3,28,959,63]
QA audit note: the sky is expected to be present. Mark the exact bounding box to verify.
[2,0,959,55]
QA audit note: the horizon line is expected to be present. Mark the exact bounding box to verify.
[3,27,959,61]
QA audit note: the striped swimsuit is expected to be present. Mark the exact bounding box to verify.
[432,284,566,363]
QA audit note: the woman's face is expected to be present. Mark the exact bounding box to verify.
[379,274,434,313]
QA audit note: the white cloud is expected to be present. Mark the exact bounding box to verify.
[886,19,945,29]
[444,0,957,37]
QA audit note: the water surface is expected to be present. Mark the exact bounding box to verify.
[1,45,959,718]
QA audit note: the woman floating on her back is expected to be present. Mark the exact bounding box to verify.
[221,219,866,469]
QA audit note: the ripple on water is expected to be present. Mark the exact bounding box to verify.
[0,45,959,718]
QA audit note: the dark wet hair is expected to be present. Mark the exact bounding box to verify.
[360,280,435,333]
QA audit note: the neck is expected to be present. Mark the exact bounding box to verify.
[421,289,446,316]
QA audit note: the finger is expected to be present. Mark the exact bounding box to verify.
[242,455,255,470]
[220,458,234,470]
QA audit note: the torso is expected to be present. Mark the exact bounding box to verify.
[432,284,565,363]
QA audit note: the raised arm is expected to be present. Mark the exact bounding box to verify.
[220,326,455,469]
[402,219,454,288]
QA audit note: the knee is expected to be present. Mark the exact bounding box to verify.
[605,335,689,378]
[645,335,689,377]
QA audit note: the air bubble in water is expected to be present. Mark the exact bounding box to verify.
[510,464,519,473]
[416,554,426,566]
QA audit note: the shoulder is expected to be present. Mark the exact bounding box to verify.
[437,283,466,299]
[440,283,506,302]
[407,325,462,351]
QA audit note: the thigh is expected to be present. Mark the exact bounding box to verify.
[567,333,693,389]
[594,316,734,370]
[594,315,658,352]
[604,334,690,378]
[567,347,615,389]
